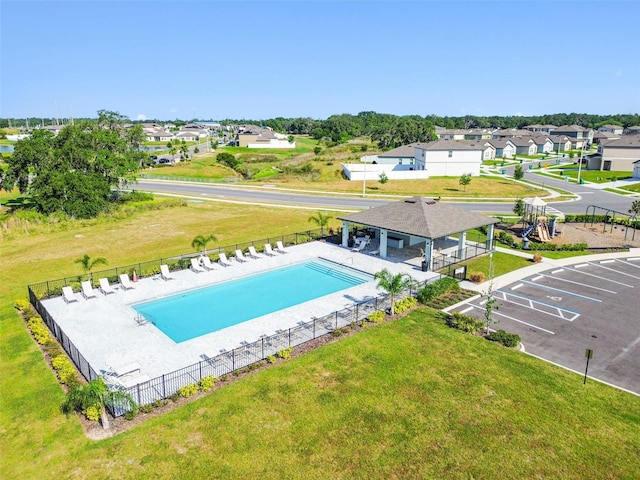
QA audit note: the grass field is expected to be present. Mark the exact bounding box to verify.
[1,200,639,479]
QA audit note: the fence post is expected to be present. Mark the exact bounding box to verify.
[232,350,235,371]
[162,374,166,398]
[335,312,338,329]
[262,337,264,359]
[313,318,316,338]
[288,328,291,348]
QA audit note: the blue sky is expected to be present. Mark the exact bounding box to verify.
[1,1,638,121]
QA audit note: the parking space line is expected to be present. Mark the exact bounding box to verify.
[468,304,555,334]
[567,265,635,287]
[586,262,640,281]
[520,280,602,302]
[616,259,640,269]
[534,273,618,294]
[495,290,580,321]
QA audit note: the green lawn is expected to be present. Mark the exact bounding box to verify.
[1,201,639,479]
[558,169,633,183]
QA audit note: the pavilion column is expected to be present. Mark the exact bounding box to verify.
[379,229,388,258]
[424,238,433,270]
[458,231,467,260]
[487,224,495,251]
[341,221,350,248]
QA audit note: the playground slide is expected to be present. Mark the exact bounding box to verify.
[522,225,535,239]
[537,224,551,242]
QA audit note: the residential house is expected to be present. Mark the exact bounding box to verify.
[532,136,554,154]
[481,143,496,161]
[491,128,534,139]
[414,140,484,176]
[523,124,557,134]
[369,143,419,166]
[175,132,198,142]
[587,135,640,171]
[551,125,594,145]
[548,135,572,153]
[510,137,538,156]
[145,130,173,142]
[592,130,620,145]
[237,126,295,149]
[625,126,640,135]
[598,124,624,136]
[633,160,640,180]
[485,139,516,159]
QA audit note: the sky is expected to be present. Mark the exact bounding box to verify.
[1,1,639,121]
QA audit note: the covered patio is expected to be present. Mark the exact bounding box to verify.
[338,197,499,271]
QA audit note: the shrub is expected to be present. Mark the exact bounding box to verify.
[532,253,543,263]
[266,355,276,364]
[486,329,521,348]
[198,375,216,392]
[178,383,199,398]
[152,399,165,408]
[394,296,417,314]
[27,316,50,344]
[14,298,32,313]
[367,311,385,323]
[446,311,485,333]
[51,355,78,385]
[139,404,154,414]
[276,347,292,360]
[417,277,461,303]
[469,271,486,283]
[83,405,101,422]
[124,409,138,421]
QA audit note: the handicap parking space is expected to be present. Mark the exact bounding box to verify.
[451,255,640,394]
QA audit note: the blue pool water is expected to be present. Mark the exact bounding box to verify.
[133,259,372,343]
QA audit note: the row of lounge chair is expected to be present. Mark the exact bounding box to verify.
[61,242,290,303]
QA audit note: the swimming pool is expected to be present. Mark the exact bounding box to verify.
[133,259,372,342]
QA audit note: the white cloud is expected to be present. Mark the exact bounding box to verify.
[615,69,622,77]
[136,114,147,121]
[169,108,178,114]
[514,112,524,117]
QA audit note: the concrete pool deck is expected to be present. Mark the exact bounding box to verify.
[42,241,439,383]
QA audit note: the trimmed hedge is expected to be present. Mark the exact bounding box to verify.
[486,329,521,348]
[446,311,485,334]
[417,277,460,304]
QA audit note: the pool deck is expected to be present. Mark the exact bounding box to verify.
[42,241,439,383]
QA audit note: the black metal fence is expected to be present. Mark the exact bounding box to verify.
[431,243,490,272]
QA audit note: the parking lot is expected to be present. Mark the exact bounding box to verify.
[452,254,640,394]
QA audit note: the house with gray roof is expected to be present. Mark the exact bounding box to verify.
[532,136,554,154]
[491,128,534,139]
[523,124,557,134]
[485,139,516,159]
[510,137,538,156]
[587,135,640,171]
[625,126,640,135]
[414,140,484,176]
[369,143,419,166]
[598,125,624,136]
[337,196,498,268]
[548,135,572,153]
[551,125,594,145]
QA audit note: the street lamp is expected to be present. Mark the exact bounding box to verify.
[577,140,585,184]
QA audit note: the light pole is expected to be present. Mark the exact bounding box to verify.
[577,140,585,184]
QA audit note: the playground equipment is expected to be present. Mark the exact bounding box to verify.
[521,197,555,244]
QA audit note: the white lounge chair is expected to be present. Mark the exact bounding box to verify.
[81,280,97,300]
[248,245,262,259]
[200,256,216,271]
[218,253,233,267]
[119,273,135,290]
[190,257,205,273]
[235,249,249,262]
[62,286,78,304]
[99,277,116,295]
[160,264,175,280]
[264,243,277,256]
[276,241,288,253]
[351,239,367,252]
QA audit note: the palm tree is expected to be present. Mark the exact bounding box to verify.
[374,269,416,316]
[61,377,136,429]
[308,211,332,237]
[191,234,217,256]
[74,254,108,281]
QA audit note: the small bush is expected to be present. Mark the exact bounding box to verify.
[14,298,32,313]
[367,311,385,323]
[27,316,50,344]
[417,277,460,304]
[446,311,485,333]
[394,296,417,314]
[486,329,521,348]
[199,375,216,392]
[178,383,199,398]
[266,355,276,364]
[532,253,543,263]
[139,404,154,414]
[152,399,165,408]
[83,405,101,422]
[124,409,138,421]
[276,347,292,360]
[469,271,486,283]
[51,355,78,385]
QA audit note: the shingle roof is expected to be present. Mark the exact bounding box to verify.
[510,137,535,147]
[600,135,640,148]
[414,139,484,151]
[486,139,514,149]
[552,125,590,132]
[378,143,419,158]
[338,197,498,239]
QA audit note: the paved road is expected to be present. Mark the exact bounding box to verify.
[134,167,638,216]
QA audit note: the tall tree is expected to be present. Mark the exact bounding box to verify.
[1,110,144,218]
[374,269,416,316]
[513,164,524,180]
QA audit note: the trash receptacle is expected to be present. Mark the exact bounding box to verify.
[421,261,428,272]
[579,178,585,184]
[522,238,530,249]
